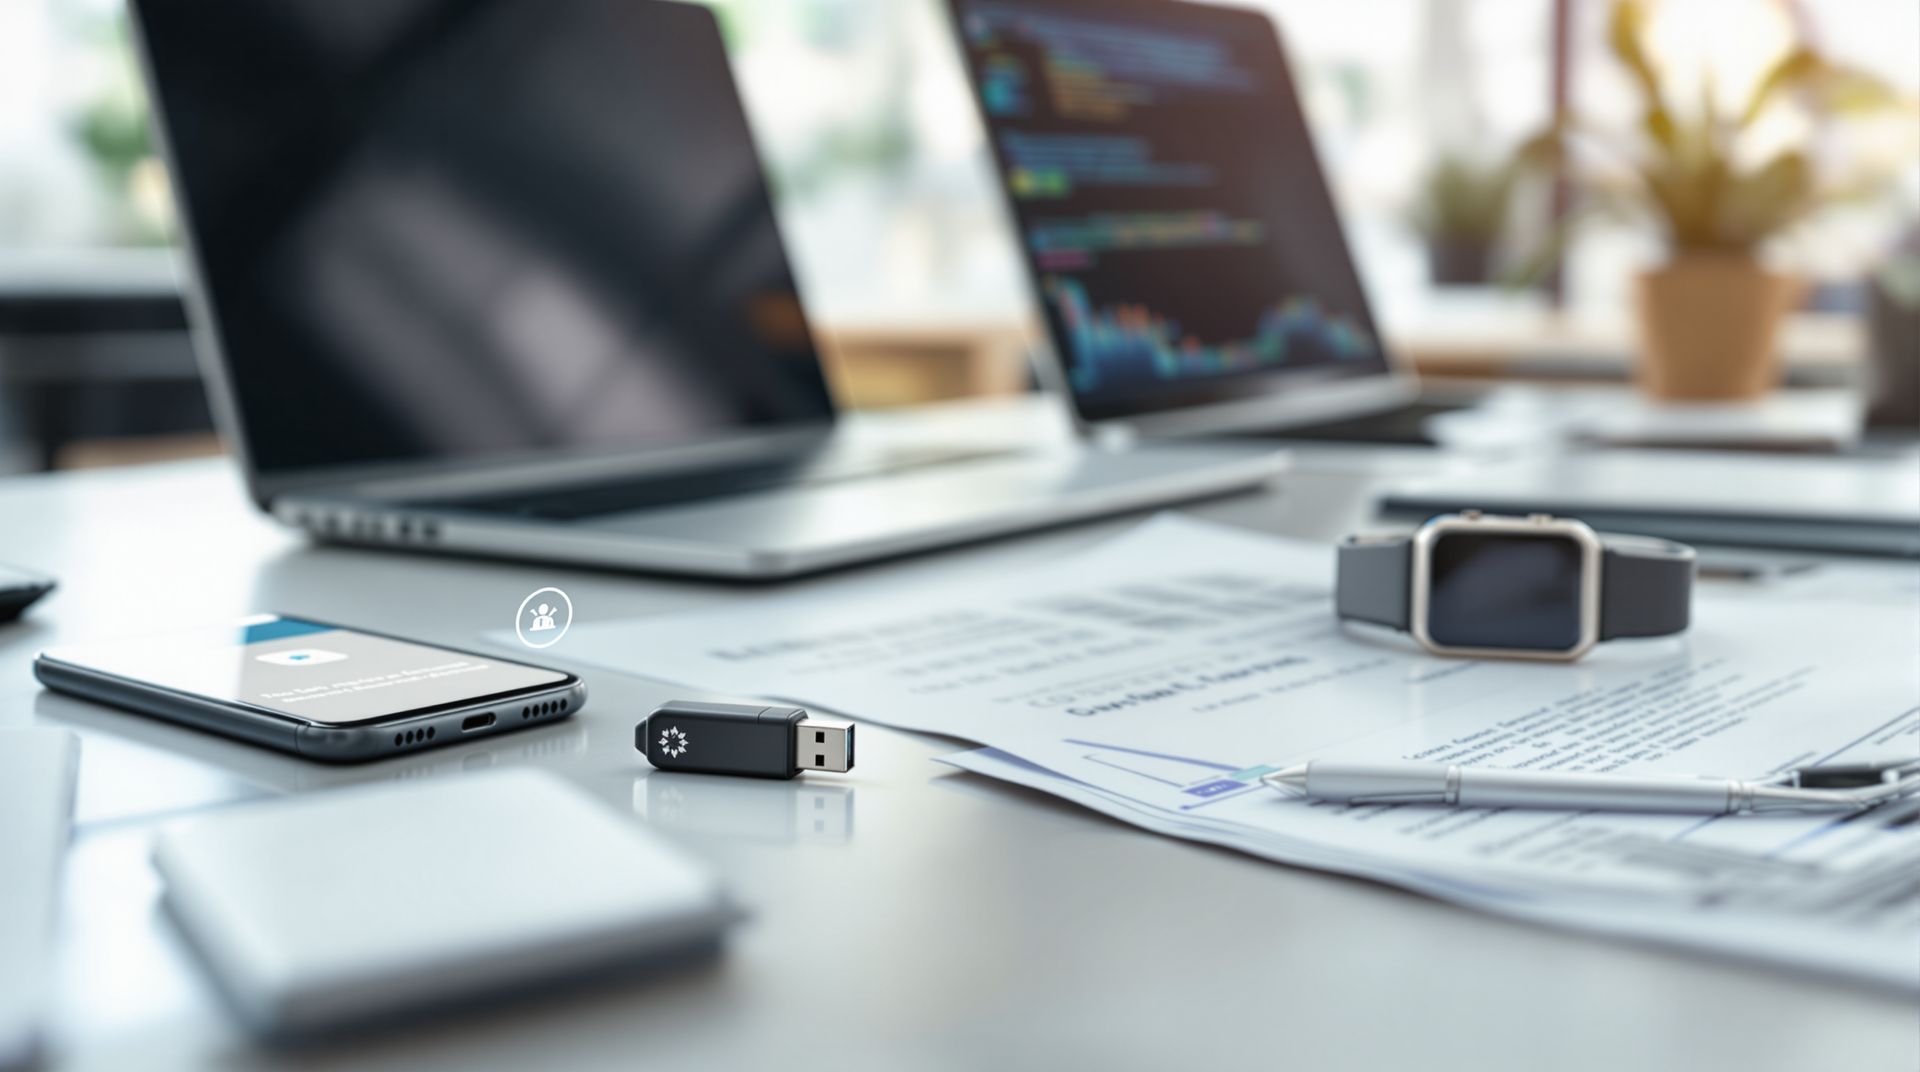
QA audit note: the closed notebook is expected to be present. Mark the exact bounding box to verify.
[153,769,733,1037]
[1378,449,1920,557]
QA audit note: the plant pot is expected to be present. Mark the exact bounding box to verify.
[1426,238,1496,287]
[1633,255,1800,401]
[1866,270,1920,429]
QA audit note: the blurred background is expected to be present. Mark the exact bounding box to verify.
[1,0,1916,473]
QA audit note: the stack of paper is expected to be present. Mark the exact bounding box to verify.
[545,516,1920,989]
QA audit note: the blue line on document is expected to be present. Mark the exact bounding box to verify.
[1765,820,1847,857]
[1178,785,1262,810]
[1082,754,1190,788]
[1062,738,1241,772]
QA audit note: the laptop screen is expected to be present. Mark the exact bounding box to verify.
[135,0,835,478]
[950,0,1393,425]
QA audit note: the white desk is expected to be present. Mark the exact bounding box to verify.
[1,433,1915,1072]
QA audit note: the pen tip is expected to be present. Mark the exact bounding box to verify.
[1264,764,1309,797]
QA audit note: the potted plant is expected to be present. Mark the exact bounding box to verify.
[1412,154,1522,287]
[1558,0,1912,400]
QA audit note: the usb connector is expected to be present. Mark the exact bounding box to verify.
[638,701,856,779]
[796,717,854,773]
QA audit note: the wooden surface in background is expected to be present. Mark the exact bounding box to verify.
[818,319,1039,409]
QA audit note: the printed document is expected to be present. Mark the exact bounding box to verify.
[551,516,1920,987]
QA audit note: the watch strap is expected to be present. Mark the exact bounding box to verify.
[1598,536,1694,640]
[1334,536,1413,630]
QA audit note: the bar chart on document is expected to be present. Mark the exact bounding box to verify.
[1066,739,1282,811]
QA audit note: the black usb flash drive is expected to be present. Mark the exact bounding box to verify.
[638,701,855,779]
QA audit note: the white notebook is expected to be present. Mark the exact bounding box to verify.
[154,769,732,1037]
[1379,449,1920,557]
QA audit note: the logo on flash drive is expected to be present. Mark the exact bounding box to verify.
[658,726,690,758]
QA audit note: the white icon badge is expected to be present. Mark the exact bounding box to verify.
[515,587,574,649]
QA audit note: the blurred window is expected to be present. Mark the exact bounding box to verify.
[3,0,1916,329]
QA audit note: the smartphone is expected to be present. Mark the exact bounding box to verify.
[1,562,57,622]
[34,615,584,763]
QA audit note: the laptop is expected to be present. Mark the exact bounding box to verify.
[947,0,1423,438]
[131,0,1288,578]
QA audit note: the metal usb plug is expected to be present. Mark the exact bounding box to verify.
[796,717,854,773]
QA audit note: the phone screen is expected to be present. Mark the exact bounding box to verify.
[44,616,568,724]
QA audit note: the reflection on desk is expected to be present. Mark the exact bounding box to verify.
[634,773,854,847]
[35,689,591,803]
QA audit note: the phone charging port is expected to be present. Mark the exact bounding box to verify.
[461,713,496,732]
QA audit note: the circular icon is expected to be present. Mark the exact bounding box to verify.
[658,726,690,758]
[515,587,574,649]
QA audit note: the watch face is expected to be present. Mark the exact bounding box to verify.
[1425,532,1586,651]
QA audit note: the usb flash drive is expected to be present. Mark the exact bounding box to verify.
[637,701,854,779]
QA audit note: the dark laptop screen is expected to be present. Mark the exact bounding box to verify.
[135,0,834,477]
[950,0,1392,424]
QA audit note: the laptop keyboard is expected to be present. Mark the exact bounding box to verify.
[427,445,1019,521]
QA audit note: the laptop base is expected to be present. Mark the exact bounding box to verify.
[280,441,1287,579]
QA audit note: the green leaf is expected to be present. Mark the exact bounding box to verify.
[1635,159,1690,243]
[1413,155,1522,240]
[1818,65,1911,115]
[1739,48,1822,128]
[1719,150,1814,247]
[1740,48,1911,126]
[1608,1,1679,154]
[1642,108,1678,155]
[1606,1,1659,96]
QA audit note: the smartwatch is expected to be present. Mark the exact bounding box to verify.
[1335,512,1694,661]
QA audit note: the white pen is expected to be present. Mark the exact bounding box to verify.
[1261,759,1920,815]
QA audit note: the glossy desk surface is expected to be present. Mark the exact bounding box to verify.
[0,413,1914,1072]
